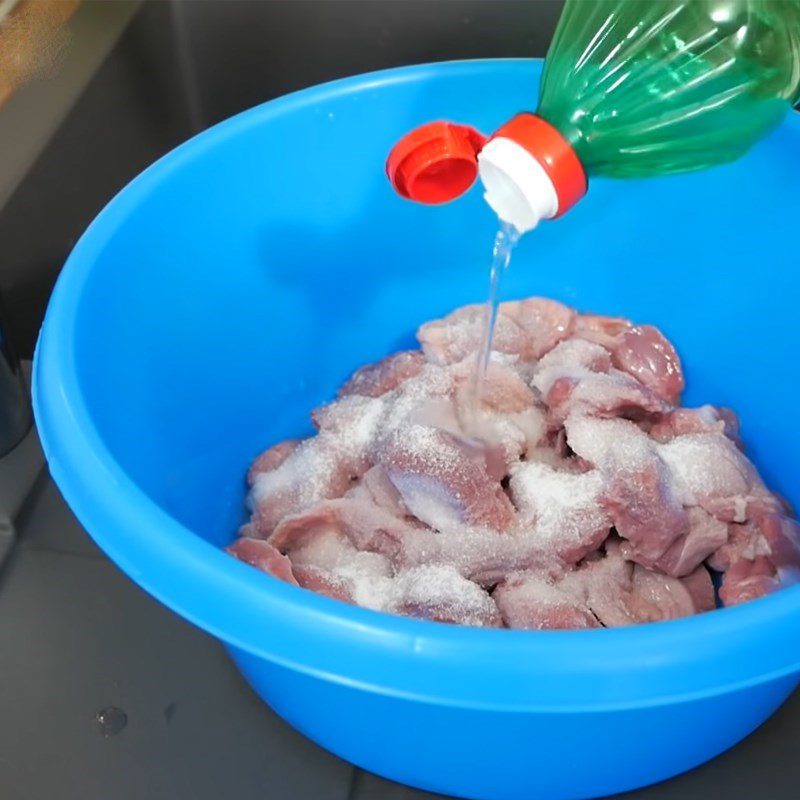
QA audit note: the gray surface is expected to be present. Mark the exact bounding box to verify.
[0,424,42,568]
[0,361,42,567]
[0,468,798,800]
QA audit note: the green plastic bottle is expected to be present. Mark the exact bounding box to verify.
[540,0,800,179]
[388,0,800,231]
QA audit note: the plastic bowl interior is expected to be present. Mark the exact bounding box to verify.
[34,60,800,800]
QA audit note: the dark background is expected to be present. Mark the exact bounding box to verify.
[0,0,564,358]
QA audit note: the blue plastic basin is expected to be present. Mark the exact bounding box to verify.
[33,60,800,800]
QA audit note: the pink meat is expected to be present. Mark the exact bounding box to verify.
[311,392,385,444]
[269,497,415,559]
[534,342,670,426]
[339,350,425,398]
[708,519,761,572]
[611,325,684,404]
[498,297,576,358]
[508,461,612,564]
[546,370,671,427]
[348,464,409,519]
[650,406,742,447]
[656,432,779,523]
[601,459,690,565]
[452,362,547,466]
[574,313,632,349]
[232,296,800,628]
[394,526,558,588]
[416,304,530,365]
[715,514,800,605]
[267,500,400,604]
[247,439,301,487]
[575,316,684,405]
[248,437,360,536]
[457,361,537,414]
[393,565,502,627]
[532,338,613,397]
[719,557,779,606]
[494,541,714,630]
[292,565,353,602]
[493,574,601,630]
[565,417,688,564]
[535,429,594,474]
[626,563,715,621]
[378,426,516,532]
[680,564,718,611]
[760,514,800,573]
[226,538,298,585]
[575,540,714,624]
[649,506,729,577]
[702,492,786,525]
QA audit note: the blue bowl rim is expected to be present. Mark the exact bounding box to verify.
[33,58,800,712]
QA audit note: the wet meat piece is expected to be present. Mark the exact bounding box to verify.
[545,370,671,427]
[574,313,632,349]
[611,325,684,404]
[625,562,715,621]
[453,361,546,465]
[251,392,392,535]
[575,316,684,404]
[269,497,416,559]
[378,425,516,532]
[494,540,714,630]
[456,360,536,414]
[533,340,670,425]
[393,565,502,627]
[394,526,556,588]
[339,350,425,398]
[248,436,362,536]
[493,574,600,630]
[656,432,778,522]
[498,297,576,358]
[717,514,800,605]
[565,417,689,564]
[247,439,301,487]
[292,565,354,603]
[266,497,501,621]
[533,339,613,396]
[417,304,530,365]
[646,507,729,577]
[226,538,297,585]
[650,406,742,446]
[508,461,611,564]
[269,503,401,608]
[568,539,714,625]
[601,458,690,566]
[311,392,386,442]
[350,464,409,518]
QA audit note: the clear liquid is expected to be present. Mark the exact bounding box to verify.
[93,706,128,737]
[473,222,521,404]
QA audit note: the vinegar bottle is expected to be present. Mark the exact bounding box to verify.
[387,0,800,232]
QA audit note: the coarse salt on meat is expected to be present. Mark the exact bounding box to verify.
[509,461,611,562]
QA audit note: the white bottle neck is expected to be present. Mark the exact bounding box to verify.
[477,136,559,233]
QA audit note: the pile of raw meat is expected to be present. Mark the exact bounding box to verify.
[227,298,800,629]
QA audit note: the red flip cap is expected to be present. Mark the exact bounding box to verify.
[386,121,487,205]
[490,113,587,217]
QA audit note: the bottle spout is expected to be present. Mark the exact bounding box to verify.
[386,121,487,204]
[478,114,587,233]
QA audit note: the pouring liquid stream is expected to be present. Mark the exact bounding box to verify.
[473,221,522,406]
